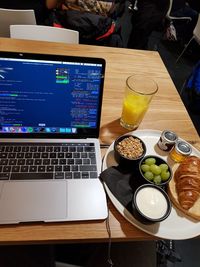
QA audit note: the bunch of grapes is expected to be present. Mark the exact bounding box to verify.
[140,157,170,185]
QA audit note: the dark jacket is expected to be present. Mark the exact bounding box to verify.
[53,7,123,46]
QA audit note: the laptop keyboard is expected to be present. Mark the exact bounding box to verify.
[0,143,98,180]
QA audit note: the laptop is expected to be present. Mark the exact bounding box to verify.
[0,51,108,224]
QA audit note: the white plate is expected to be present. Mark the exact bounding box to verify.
[102,129,200,240]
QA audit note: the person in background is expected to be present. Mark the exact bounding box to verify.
[45,0,125,47]
[127,0,169,50]
[46,0,113,17]
[170,0,198,44]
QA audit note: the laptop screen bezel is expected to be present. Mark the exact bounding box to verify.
[0,51,105,139]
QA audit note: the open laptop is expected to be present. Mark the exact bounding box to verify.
[0,51,108,224]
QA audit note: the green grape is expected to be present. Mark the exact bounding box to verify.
[144,171,154,181]
[154,175,162,185]
[141,164,150,172]
[144,157,156,166]
[150,164,161,175]
[161,170,170,181]
[159,163,169,171]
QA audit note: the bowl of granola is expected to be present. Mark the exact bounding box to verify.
[114,134,146,169]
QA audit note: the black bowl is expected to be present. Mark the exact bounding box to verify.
[114,134,146,169]
[139,155,172,187]
[132,184,172,224]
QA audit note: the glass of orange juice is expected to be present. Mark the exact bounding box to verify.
[120,74,158,130]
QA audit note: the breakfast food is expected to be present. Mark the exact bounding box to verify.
[168,155,200,220]
[140,156,171,185]
[116,136,144,159]
[135,186,169,220]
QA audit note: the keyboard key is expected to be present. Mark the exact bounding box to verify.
[0,173,9,180]
[22,146,29,152]
[30,147,37,152]
[47,166,54,172]
[3,166,11,172]
[80,165,97,171]
[0,153,7,158]
[55,172,64,179]
[67,159,74,165]
[25,153,33,158]
[0,159,8,165]
[5,146,13,152]
[50,153,56,158]
[43,159,50,165]
[54,147,60,152]
[59,159,66,165]
[8,153,16,158]
[38,147,45,152]
[21,166,29,172]
[38,166,46,172]
[69,147,76,152]
[82,172,89,179]
[51,159,58,165]
[17,153,24,158]
[26,159,34,165]
[65,172,72,179]
[90,172,98,179]
[33,153,40,158]
[63,165,70,171]
[61,146,68,152]
[73,172,81,179]
[55,166,62,171]
[83,159,90,164]
[17,159,25,165]
[75,159,82,165]
[0,146,5,152]
[71,165,78,172]
[10,173,53,180]
[41,153,48,158]
[35,159,42,165]
[85,146,95,152]
[12,166,20,172]
[29,166,37,172]
[13,146,21,152]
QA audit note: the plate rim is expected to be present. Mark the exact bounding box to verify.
[102,129,200,240]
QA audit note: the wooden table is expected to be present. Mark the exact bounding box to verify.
[0,37,199,245]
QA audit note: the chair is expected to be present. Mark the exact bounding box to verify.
[176,13,200,63]
[10,25,79,44]
[166,0,192,22]
[0,8,36,37]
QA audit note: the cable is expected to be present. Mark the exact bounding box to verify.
[106,211,114,267]
[100,148,114,266]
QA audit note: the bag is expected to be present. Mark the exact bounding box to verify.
[52,9,123,46]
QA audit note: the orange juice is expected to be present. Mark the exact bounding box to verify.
[121,94,149,130]
[120,75,158,130]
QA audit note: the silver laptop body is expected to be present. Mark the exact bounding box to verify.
[0,51,108,224]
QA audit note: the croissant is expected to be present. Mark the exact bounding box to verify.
[174,156,200,210]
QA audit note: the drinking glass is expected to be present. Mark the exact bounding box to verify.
[120,74,158,130]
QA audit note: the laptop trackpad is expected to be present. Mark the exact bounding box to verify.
[0,181,67,224]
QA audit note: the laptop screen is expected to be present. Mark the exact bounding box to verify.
[0,52,105,138]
